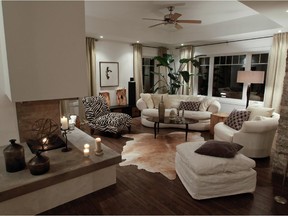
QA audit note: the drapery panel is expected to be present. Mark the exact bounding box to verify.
[133,43,143,100]
[79,37,97,122]
[86,37,97,96]
[179,45,193,95]
[264,32,288,112]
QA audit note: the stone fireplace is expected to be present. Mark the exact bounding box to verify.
[15,100,61,142]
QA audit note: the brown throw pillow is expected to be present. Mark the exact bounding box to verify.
[224,109,250,130]
[194,140,243,158]
[178,101,201,111]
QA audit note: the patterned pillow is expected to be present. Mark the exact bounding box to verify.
[178,101,201,111]
[224,109,251,130]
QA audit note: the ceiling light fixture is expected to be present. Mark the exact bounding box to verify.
[100,36,104,39]
[181,44,184,46]
[278,30,282,33]
[136,41,140,43]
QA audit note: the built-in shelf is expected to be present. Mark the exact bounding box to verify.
[0,128,121,214]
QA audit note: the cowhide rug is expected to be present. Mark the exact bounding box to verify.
[119,131,204,180]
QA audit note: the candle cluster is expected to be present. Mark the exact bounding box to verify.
[82,138,104,158]
[83,144,90,157]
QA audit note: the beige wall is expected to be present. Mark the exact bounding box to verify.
[2,1,88,102]
[0,0,19,145]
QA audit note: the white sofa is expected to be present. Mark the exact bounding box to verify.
[214,106,280,158]
[136,93,221,131]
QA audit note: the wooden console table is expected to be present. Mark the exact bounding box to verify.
[210,112,229,135]
[0,128,121,215]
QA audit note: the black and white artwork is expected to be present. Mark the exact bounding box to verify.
[100,62,119,87]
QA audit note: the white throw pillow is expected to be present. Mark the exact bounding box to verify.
[199,97,215,111]
[151,94,168,108]
[251,115,271,121]
[186,95,203,102]
[140,93,154,109]
[167,95,180,108]
[247,106,274,120]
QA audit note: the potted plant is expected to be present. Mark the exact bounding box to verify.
[151,53,204,94]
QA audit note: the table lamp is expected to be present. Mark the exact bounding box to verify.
[237,71,265,108]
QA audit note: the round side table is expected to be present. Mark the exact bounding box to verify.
[210,112,229,135]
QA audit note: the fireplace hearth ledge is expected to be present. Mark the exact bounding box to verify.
[0,128,121,215]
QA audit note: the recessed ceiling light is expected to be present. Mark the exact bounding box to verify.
[181,44,184,46]
[100,36,104,39]
[286,9,288,13]
[278,30,282,33]
[136,41,140,43]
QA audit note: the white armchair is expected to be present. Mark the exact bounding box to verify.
[214,112,280,158]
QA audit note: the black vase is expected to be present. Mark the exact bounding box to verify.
[3,139,26,172]
[28,151,50,175]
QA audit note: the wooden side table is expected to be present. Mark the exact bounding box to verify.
[210,112,229,135]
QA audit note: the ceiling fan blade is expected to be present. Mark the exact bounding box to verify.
[177,20,202,24]
[171,13,182,21]
[142,18,165,21]
[175,23,183,30]
[149,22,166,28]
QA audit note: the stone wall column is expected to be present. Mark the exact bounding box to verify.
[272,50,288,175]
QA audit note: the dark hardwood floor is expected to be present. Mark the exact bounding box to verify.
[40,117,288,215]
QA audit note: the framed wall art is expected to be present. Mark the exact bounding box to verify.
[100,62,119,87]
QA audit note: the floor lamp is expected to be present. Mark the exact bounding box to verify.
[237,71,265,108]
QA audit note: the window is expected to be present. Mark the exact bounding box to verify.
[250,53,268,101]
[212,55,246,99]
[142,58,155,93]
[198,57,209,96]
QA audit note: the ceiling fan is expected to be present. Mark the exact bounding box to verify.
[143,6,201,29]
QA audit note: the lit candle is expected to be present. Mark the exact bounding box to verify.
[42,137,48,144]
[95,138,101,149]
[84,144,90,149]
[61,116,68,130]
[83,148,89,157]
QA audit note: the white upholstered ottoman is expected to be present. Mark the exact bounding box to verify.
[175,141,257,200]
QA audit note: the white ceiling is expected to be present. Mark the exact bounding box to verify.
[84,1,288,47]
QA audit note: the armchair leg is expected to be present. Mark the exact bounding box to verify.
[90,128,95,135]
[128,126,131,133]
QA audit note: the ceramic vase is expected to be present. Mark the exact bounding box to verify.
[158,96,165,122]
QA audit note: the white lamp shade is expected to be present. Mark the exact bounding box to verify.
[237,71,265,84]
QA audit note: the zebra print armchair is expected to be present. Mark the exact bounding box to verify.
[82,96,132,135]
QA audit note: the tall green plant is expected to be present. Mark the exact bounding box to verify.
[151,54,203,94]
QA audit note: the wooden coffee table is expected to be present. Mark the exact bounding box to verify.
[147,117,198,141]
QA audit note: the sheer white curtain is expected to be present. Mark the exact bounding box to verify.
[133,43,143,100]
[179,45,193,95]
[264,32,288,112]
[157,47,168,93]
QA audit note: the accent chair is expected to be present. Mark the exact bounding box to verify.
[82,96,132,135]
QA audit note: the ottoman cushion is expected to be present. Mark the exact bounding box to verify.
[176,141,255,175]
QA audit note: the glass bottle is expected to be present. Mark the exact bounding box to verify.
[3,139,26,172]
